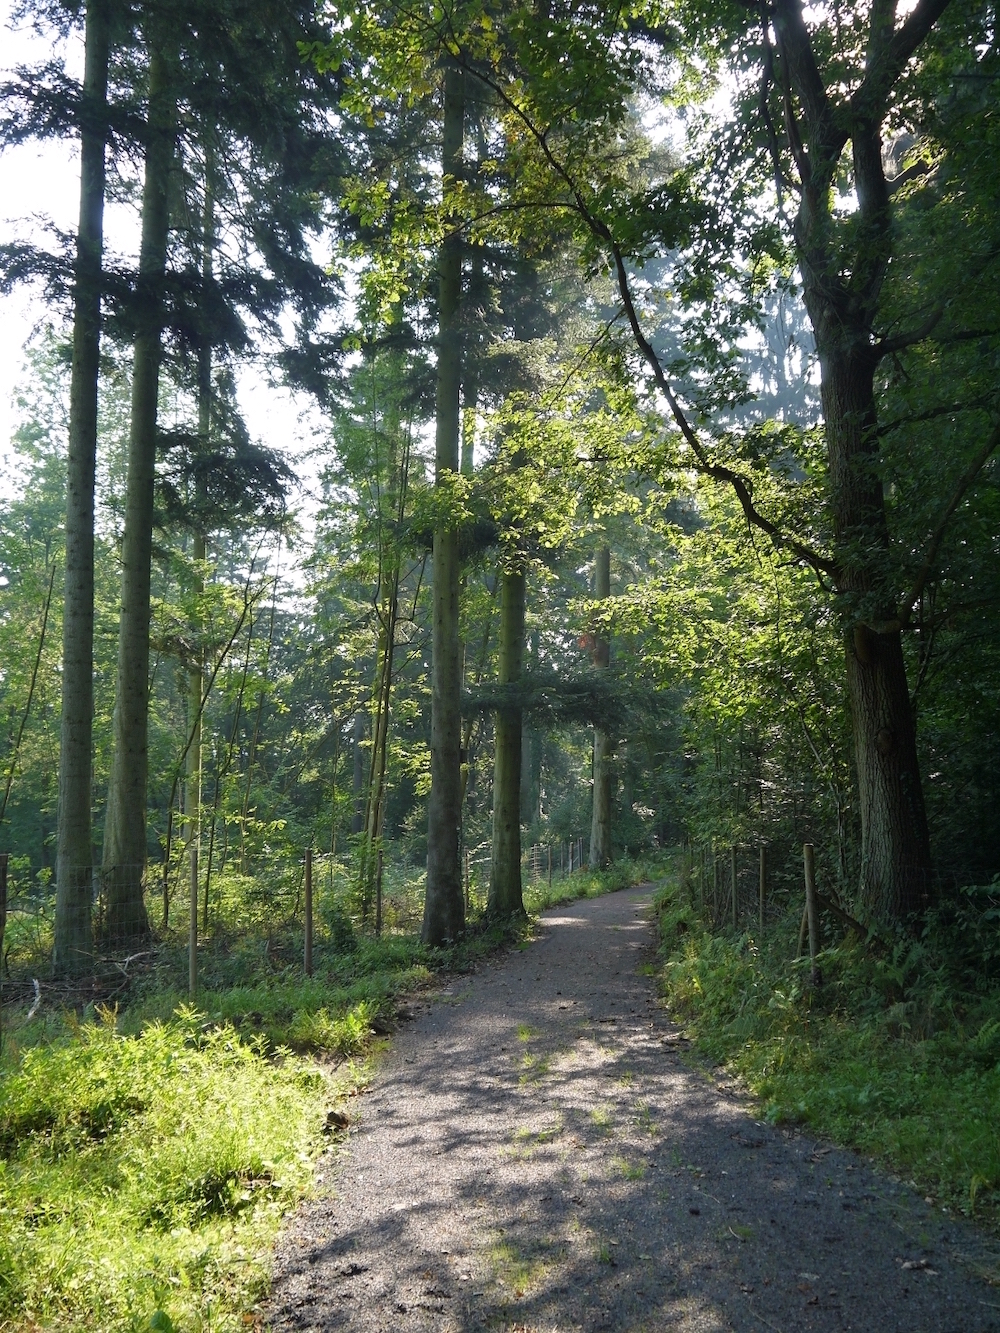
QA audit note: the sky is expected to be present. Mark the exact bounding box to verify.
[0,1,325,523]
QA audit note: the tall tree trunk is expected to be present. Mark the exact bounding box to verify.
[54,0,110,974]
[589,545,613,868]
[489,569,525,918]
[767,0,939,920]
[186,147,213,928]
[102,44,174,943]
[815,339,931,916]
[422,60,466,945]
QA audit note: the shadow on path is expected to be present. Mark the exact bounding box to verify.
[268,886,1000,1333]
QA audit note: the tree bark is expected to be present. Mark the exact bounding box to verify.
[589,545,613,869]
[187,153,213,930]
[54,0,110,975]
[769,0,937,919]
[814,345,931,915]
[422,60,466,945]
[102,42,174,943]
[489,568,525,919]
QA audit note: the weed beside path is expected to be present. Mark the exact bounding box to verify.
[655,875,1000,1234]
[0,858,650,1333]
[268,885,1000,1333]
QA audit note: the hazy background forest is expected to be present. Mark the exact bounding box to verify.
[1,0,1000,1325]
[2,0,996,972]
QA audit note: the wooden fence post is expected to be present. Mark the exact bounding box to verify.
[803,843,820,986]
[547,844,552,887]
[188,845,198,997]
[304,847,313,976]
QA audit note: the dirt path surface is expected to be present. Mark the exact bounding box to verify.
[268,885,1000,1332]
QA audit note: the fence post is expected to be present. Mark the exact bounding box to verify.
[759,845,767,931]
[731,845,738,929]
[712,843,719,924]
[188,845,198,997]
[548,843,552,887]
[304,847,313,976]
[464,848,470,910]
[803,843,820,986]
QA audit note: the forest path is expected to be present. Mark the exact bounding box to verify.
[268,885,1000,1333]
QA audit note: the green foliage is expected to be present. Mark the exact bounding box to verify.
[0,1008,328,1332]
[655,874,1000,1225]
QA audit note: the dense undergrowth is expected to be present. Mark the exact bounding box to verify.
[655,874,1000,1232]
[0,855,658,1333]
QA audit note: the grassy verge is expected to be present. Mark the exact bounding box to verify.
[654,874,1000,1231]
[523,850,668,914]
[0,855,658,1332]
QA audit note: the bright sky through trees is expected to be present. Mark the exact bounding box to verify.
[0,4,322,511]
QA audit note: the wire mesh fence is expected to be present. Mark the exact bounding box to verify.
[0,822,626,1002]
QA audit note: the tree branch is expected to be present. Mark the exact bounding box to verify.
[875,302,943,357]
[852,0,956,119]
[459,46,837,579]
[771,0,845,167]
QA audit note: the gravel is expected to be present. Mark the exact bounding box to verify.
[268,884,1000,1332]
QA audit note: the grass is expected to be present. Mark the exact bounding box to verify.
[522,851,667,915]
[654,873,1000,1231]
[0,927,446,1332]
[0,1007,335,1333]
[0,851,660,1332]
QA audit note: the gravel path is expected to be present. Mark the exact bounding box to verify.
[268,885,1000,1332]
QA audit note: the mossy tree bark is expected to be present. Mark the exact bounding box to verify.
[769,0,939,916]
[102,42,175,943]
[489,569,526,919]
[53,0,111,975]
[589,545,613,869]
[422,60,466,945]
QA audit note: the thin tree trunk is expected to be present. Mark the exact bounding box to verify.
[239,564,280,873]
[489,568,525,919]
[589,545,613,868]
[54,0,110,974]
[359,571,400,917]
[422,60,466,945]
[102,42,174,944]
[351,710,366,834]
[187,150,213,929]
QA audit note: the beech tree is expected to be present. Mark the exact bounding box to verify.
[452,0,999,922]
